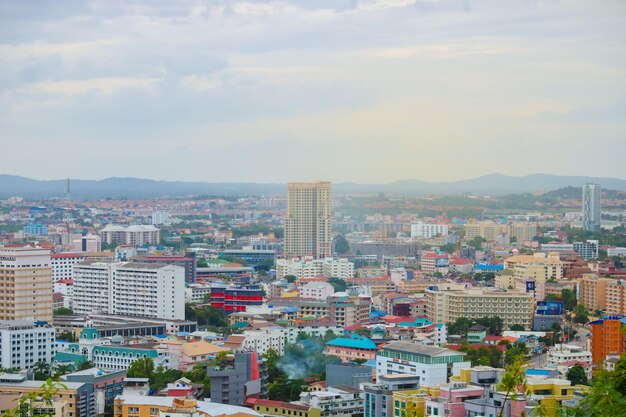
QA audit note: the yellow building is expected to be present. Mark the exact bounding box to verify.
[115,397,260,417]
[252,399,321,417]
[578,274,607,312]
[392,386,440,417]
[0,380,85,417]
[510,223,538,242]
[494,269,516,290]
[504,253,564,282]
[464,222,510,240]
[525,378,574,417]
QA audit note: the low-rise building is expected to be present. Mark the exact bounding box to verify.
[324,336,378,363]
[0,320,56,370]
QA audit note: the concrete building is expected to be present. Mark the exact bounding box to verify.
[573,240,599,260]
[284,182,332,259]
[224,328,286,355]
[207,352,267,406]
[324,336,377,363]
[504,253,564,285]
[99,225,160,246]
[582,183,601,232]
[299,282,335,300]
[425,287,534,330]
[420,252,449,275]
[410,222,448,238]
[376,341,470,383]
[0,247,53,321]
[277,258,354,280]
[0,320,56,370]
[62,368,126,414]
[114,396,262,417]
[73,262,185,320]
[589,316,626,366]
[578,274,607,312]
[546,344,592,367]
[151,211,170,226]
[326,364,373,388]
[464,222,510,240]
[510,223,538,242]
[297,386,363,417]
[135,255,197,284]
[362,374,420,417]
[71,235,102,252]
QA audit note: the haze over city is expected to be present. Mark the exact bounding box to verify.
[2,0,626,183]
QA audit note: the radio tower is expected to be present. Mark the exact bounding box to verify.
[65,177,71,245]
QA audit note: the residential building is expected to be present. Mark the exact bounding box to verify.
[52,252,114,282]
[185,283,213,304]
[217,249,276,268]
[363,374,420,417]
[578,274,607,312]
[0,376,96,417]
[0,247,53,321]
[114,396,262,417]
[299,282,335,300]
[62,368,126,414]
[297,386,363,417]
[503,253,564,285]
[420,252,449,275]
[328,292,372,328]
[277,258,354,280]
[582,183,601,232]
[358,266,389,279]
[605,279,626,316]
[410,222,448,238]
[151,211,170,225]
[464,222,510,240]
[608,247,626,257]
[99,225,160,246]
[135,255,197,284]
[546,344,592,367]
[0,320,56,370]
[424,381,485,417]
[23,223,48,236]
[466,325,487,344]
[250,399,320,417]
[589,316,626,366]
[326,364,373,388]
[71,235,102,253]
[284,182,332,259]
[376,341,470,383]
[324,336,378,363]
[345,276,397,297]
[524,377,574,417]
[224,328,286,355]
[425,287,534,330]
[510,223,538,242]
[159,340,230,371]
[207,352,268,406]
[573,240,599,260]
[208,279,264,314]
[73,262,185,320]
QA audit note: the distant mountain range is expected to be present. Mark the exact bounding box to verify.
[1,173,625,199]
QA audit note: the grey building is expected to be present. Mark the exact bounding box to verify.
[582,183,601,232]
[362,374,420,417]
[351,242,419,261]
[62,368,126,414]
[533,315,562,332]
[207,352,268,405]
[326,364,373,388]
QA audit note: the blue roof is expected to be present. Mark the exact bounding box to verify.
[284,307,298,313]
[154,334,168,339]
[362,359,377,367]
[326,337,377,350]
[525,369,552,376]
[370,311,387,318]
[399,318,433,327]
[475,264,504,271]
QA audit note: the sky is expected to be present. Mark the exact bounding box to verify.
[1,0,625,184]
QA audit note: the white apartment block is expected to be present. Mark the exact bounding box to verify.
[99,225,160,246]
[185,284,212,304]
[51,253,86,282]
[239,328,286,355]
[73,261,185,320]
[607,247,626,257]
[151,211,170,226]
[573,240,599,260]
[276,258,354,279]
[547,344,592,367]
[299,282,335,300]
[410,221,449,238]
[0,320,57,370]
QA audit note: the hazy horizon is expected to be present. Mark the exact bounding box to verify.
[2,0,625,183]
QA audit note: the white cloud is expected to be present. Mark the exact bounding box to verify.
[22,77,161,96]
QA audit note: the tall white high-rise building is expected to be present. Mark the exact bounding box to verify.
[0,320,56,370]
[410,221,449,238]
[582,183,601,232]
[73,262,185,320]
[284,182,332,259]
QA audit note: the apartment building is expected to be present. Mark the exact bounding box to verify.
[328,292,372,327]
[425,287,534,329]
[573,240,599,260]
[51,252,114,282]
[73,261,185,320]
[546,344,592,367]
[504,253,564,281]
[99,225,160,246]
[0,320,56,370]
[410,221,449,238]
[114,396,261,417]
[376,341,470,383]
[284,182,332,259]
[510,223,538,242]
[299,282,335,300]
[420,252,449,274]
[464,221,510,240]
[589,316,626,366]
[345,276,397,297]
[0,247,53,321]
[276,258,355,280]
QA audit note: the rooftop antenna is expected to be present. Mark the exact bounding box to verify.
[65,177,71,245]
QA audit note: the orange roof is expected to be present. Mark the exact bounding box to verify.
[181,341,230,357]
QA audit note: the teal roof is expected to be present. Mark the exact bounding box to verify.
[326,337,377,350]
[80,327,101,340]
[92,346,158,358]
[233,321,251,328]
[53,351,88,364]
[399,318,433,327]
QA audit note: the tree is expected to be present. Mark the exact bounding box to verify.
[573,304,589,325]
[504,342,529,366]
[151,366,183,391]
[476,316,504,336]
[127,358,154,379]
[334,235,350,254]
[468,236,486,250]
[569,355,626,416]
[561,288,577,311]
[566,364,588,386]
[448,317,473,336]
[284,275,297,283]
[76,360,94,371]
[268,376,304,401]
[53,364,73,379]
[497,355,527,417]
[57,331,76,342]
[4,379,65,417]
[354,327,371,338]
[183,364,208,383]
[197,258,208,268]
[327,277,347,292]
[510,324,525,331]
[33,361,50,381]
[263,348,286,382]
[53,307,73,316]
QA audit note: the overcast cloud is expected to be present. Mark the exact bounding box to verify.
[1,0,625,183]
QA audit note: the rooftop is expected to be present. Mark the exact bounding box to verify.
[382,341,464,357]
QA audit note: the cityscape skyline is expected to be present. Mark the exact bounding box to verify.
[2,0,625,182]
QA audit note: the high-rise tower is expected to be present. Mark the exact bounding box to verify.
[284,181,332,259]
[582,183,601,232]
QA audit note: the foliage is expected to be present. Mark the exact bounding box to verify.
[262,348,285,382]
[33,361,50,381]
[197,258,208,268]
[354,327,372,338]
[151,366,183,391]
[573,304,589,324]
[4,378,65,417]
[474,272,496,282]
[497,355,528,417]
[504,342,529,366]
[183,364,211,397]
[458,344,503,368]
[57,331,76,342]
[185,304,228,327]
[448,317,473,336]
[566,364,588,386]
[561,289,577,311]
[76,360,94,371]
[468,236,487,250]
[327,277,347,292]
[448,316,504,336]
[334,235,350,254]
[475,316,504,336]
[127,358,154,379]
[510,324,525,331]
[257,258,275,271]
[284,275,297,283]
[53,307,73,316]
[268,376,305,401]
[53,364,73,379]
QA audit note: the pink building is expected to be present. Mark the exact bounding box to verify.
[159,340,230,371]
[425,382,485,417]
[299,282,334,300]
[324,336,378,363]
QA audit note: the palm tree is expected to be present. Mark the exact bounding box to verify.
[53,364,73,378]
[33,361,50,380]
